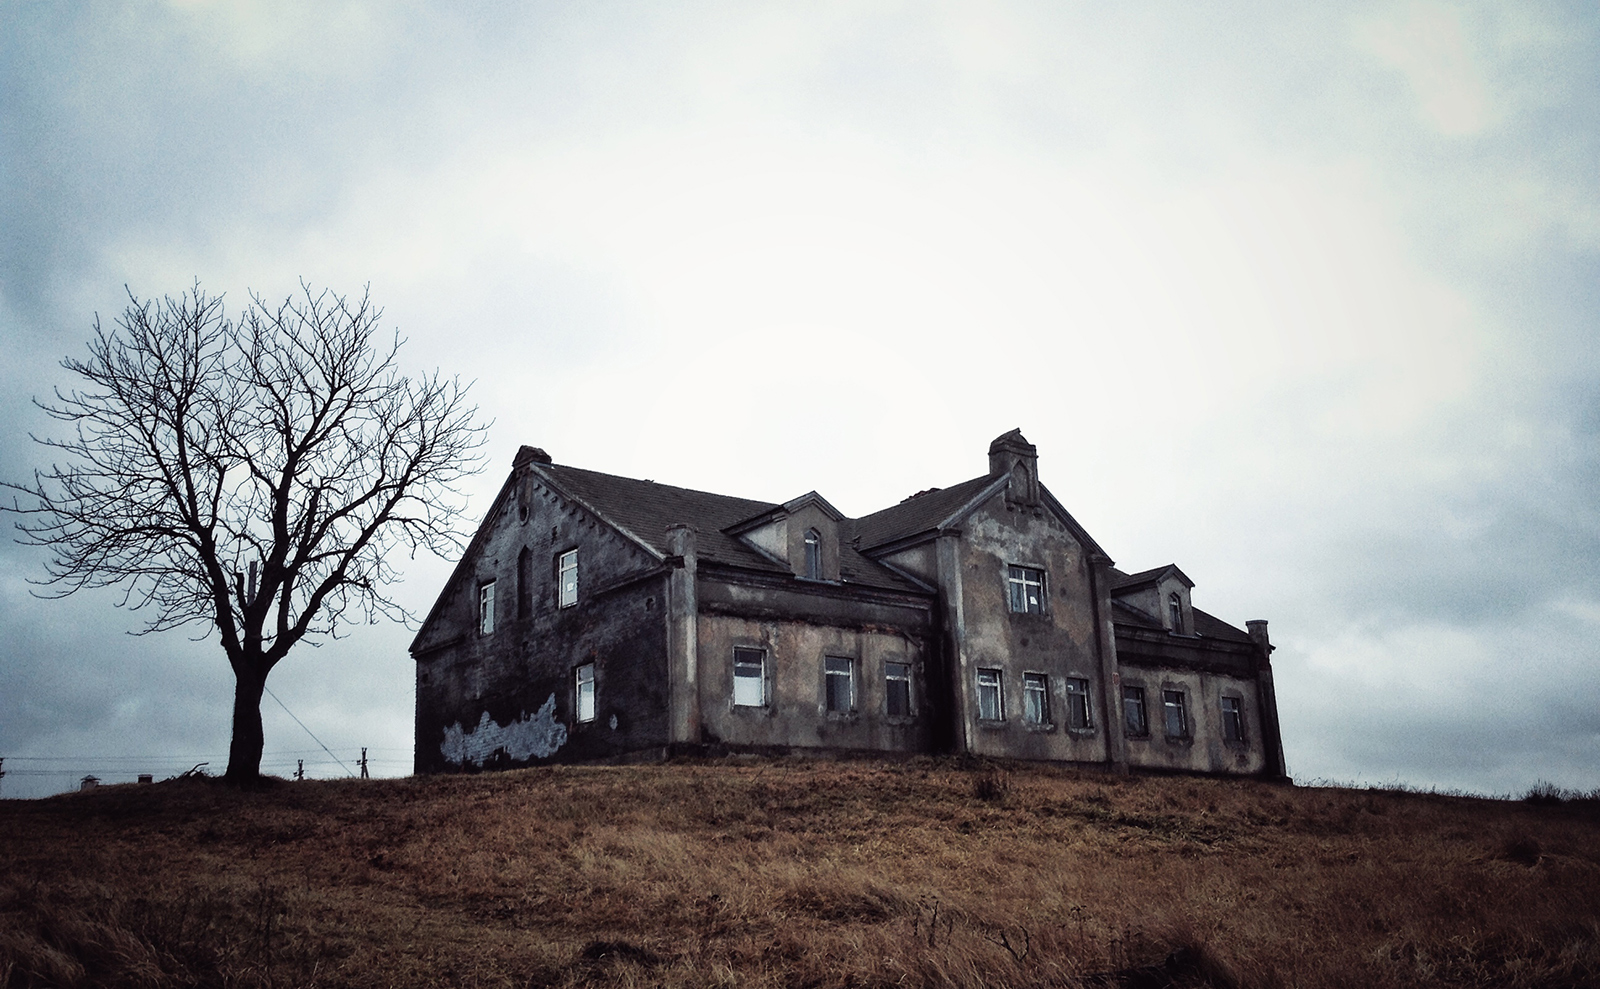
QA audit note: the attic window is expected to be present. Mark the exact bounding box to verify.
[558,550,578,608]
[478,581,495,635]
[804,528,822,579]
[1007,566,1045,614]
[1168,593,1184,634]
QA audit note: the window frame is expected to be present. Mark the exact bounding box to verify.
[975,668,1005,722]
[1122,684,1149,737]
[824,656,855,714]
[1006,565,1046,615]
[733,647,767,708]
[1221,695,1245,742]
[1162,689,1189,739]
[884,661,913,719]
[804,528,822,580]
[1022,671,1051,727]
[575,663,596,723]
[1168,592,1184,634]
[557,549,578,609]
[478,580,496,635]
[1065,676,1094,731]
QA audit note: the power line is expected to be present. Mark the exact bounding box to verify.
[264,685,356,777]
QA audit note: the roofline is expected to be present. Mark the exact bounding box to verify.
[409,467,517,653]
[1112,563,1194,592]
[528,463,669,563]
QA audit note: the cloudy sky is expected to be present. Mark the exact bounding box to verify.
[2,1,1596,798]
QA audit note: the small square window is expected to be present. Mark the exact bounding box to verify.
[976,668,1004,721]
[1007,566,1045,614]
[1122,685,1149,736]
[575,663,595,723]
[733,647,766,707]
[1022,672,1050,726]
[825,656,854,713]
[885,661,912,718]
[1221,696,1245,742]
[557,550,578,608]
[478,581,495,635]
[1065,677,1093,730]
[1162,689,1189,738]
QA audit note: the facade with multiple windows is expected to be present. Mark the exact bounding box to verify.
[411,431,1287,778]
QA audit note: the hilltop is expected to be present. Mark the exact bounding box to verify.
[2,760,1597,988]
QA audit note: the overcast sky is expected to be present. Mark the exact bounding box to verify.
[2,1,1596,799]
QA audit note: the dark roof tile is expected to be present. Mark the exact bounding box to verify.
[852,474,999,550]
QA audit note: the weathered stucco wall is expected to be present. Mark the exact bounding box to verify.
[953,497,1110,764]
[1117,663,1267,775]
[414,472,672,772]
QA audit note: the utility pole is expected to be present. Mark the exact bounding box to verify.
[359,747,369,779]
[0,757,6,798]
[295,759,304,781]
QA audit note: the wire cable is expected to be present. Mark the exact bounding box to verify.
[264,685,355,777]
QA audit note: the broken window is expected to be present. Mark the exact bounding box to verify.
[478,581,495,635]
[733,647,766,707]
[1007,566,1045,614]
[976,668,1004,721]
[557,549,578,608]
[1221,696,1245,742]
[1162,689,1188,738]
[885,661,912,718]
[804,528,822,579]
[575,663,595,723]
[825,656,854,713]
[1065,677,1093,730]
[1122,685,1149,736]
[1022,672,1050,726]
[1169,592,1184,633]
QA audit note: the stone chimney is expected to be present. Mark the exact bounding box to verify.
[1246,620,1272,662]
[988,429,1039,506]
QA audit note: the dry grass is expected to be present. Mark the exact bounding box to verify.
[2,759,1598,987]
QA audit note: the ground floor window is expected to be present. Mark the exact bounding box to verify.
[1065,676,1093,729]
[1022,672,1050,726]
[976,668,1004,721]
[1221,695,1245,741]
[1123,685,1148,736]
[825,656,854,712]
[575,663,595,723]
[1162,689,1188,738]
[734,647,766,707]
[885,661,912,717]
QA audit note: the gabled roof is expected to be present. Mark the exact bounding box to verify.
[1110,564,1194,591]
[724,490,845,537]
[853,472,1111,563]
[1111,598,1254,644]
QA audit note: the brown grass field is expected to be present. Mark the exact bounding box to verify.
[2,759,1598,988]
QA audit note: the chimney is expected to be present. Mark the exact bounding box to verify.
[514,445,553,467]
[1246,620,1272,660]
[988,429,1039,506]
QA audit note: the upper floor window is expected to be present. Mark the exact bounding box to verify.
[478,581,496,635]
[1022,672,1050,726]
[1162,689,1189,738]
[733,647,766,707]
[575,663,596,723]
[1065,677,1093,730]
[1007,565,1045,614]
[1221,696,1245,742]
[885,661,912,718]
[1168,592,1184,633]
[558,549,578,608]
[976,668,1004,721]
[1122,685,1149,736]
[804,528,822,579]
[825,656,854,713]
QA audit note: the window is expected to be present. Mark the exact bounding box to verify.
[976,668,1004,721]
[517,548,532,619]
[575,663,595,723]
[1162,689,1188,738]
[733,647,766,707]
[1022,672,1050,726]
[804,528,822,579]
[1065,677,1093,730]
[1221,696,1245,742]
[1168,592,1183,633]
[1123,685,1149,736]
[1007,566,1045,614]
[885,662,912,717]
[478,581,495,635]
[557,549,578,608]
[825,656,854,713]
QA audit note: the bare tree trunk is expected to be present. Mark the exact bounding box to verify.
[226,662,267,786]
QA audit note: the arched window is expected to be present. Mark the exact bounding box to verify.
[1168,592,1184,634]
[804,528,822,579]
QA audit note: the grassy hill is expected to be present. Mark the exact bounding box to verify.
[2,760,1597,988]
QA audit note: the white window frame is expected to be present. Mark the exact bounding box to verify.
[478,581,496,635]
[733,647,766,707]
[1065,676,1093,730]
[557,549,578,609]
[885,661,912,718]
[1022,672,1051,726]
[1007,565,1045,614]
[575,663,596,723]
[976,668,1004,721]
[824,656,854,713]
[1162,689,1188,738]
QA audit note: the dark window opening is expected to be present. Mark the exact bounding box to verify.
[804,528,822,579]
[1221,696,1245,742]
[1123,685,1148,736]
[825,656,854,712]
[517,547,532,619]
[1023,672,1050,726]
[885,662,912,717]
[1066,677,1093,729]
[1163,689,1188,738]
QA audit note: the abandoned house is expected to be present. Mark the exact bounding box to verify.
[411,430,1287,779]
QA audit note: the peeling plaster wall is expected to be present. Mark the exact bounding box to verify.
[1118,663,1268,775]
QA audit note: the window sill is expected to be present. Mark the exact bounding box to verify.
[883,715,917,726]
[1024,722,1055,733]
[975,720,1009,730]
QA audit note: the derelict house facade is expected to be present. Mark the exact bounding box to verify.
[411,430,1287,779]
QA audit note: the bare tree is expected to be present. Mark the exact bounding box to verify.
[5,283,486,785]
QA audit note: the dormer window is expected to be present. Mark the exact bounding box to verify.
[1168,592,1184,634]
[804,528,822,579]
